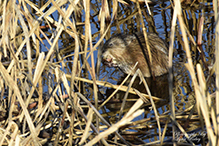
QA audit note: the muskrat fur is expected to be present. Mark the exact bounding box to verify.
[101,32,169,77]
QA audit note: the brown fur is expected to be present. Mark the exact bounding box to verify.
[101,32,168,77]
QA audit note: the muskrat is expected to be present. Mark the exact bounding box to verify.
[101,32,169,77]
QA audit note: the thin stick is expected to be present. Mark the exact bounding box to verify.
[169,1,178,145]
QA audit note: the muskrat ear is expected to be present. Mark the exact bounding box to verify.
[124,35,136,46]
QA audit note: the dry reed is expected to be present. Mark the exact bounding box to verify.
[0,0,217,145]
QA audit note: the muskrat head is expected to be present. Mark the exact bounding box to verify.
[101,32,169,77]
[101,34,136,69]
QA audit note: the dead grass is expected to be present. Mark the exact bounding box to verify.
[0,0,218,145]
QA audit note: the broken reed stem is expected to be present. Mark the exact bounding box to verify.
[169,1,178,145]
[65,74,162,101]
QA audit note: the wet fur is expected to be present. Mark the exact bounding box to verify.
[101,32,168,77]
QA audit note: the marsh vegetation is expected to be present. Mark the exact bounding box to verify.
[0,0,218,145]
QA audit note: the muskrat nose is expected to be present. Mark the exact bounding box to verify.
[103,56,112,63]
[102,55,118,67]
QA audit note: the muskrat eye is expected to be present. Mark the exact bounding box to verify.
[108,42,113,47]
